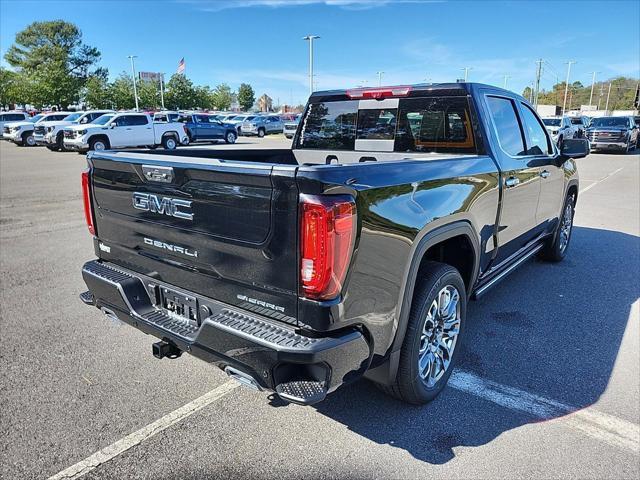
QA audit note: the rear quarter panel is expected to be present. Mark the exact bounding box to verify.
[296,156,500,357]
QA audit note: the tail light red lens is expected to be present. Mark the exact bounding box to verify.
[81,169,96,236]
[300,195,356,300]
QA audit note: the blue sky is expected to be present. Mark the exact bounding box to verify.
[1,0,639,106]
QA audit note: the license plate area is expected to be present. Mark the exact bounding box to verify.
[160,287,199,325]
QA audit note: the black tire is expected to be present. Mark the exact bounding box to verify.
[257,128,265,138]
[540,193,575,262]
[46,145,57,151]
[378,262,466,405]
[162,135,178,150]
[89,137,109,152]
[56,132,67,152]
[225,130,237,144]
[557,135,563,150]
[21,131,35,147]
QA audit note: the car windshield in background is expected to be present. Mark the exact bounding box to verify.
[29,114,44,123]
[542,119,561,127]
[297,96,476,153]
[590,117,629,128]
[570,118,583,125]
[63,113,83,122]
[92,114,115,125]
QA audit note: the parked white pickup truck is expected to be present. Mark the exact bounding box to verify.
[63,112,188,152]
[34,110,113,151]
[3,112,71,146]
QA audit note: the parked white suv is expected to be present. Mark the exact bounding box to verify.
[63,112,188,152]
[3,112,71,146]
[541,116,577,146]
[34,110,113,151]
[0,111,29,134]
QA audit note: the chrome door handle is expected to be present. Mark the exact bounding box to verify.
[505,176,520,188]
[540,170,550,179]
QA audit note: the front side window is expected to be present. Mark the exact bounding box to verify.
[395,97,476,153]
[520,104,551,155]
[296,100,358,150]
[486,96,526,156]
[357,109,397,140]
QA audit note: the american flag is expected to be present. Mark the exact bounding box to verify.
[177,58,185,75]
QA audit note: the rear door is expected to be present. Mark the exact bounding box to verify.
[89,153,300,323]
[483,94,541,264]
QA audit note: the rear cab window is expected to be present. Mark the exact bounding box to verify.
[295,95,477,154]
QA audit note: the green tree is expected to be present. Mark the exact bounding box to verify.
[0,68,29,108]
[165,74,197,109]
[137,79,161,110]
[109,72,135,109]
[84,75,111,109]
[211,83,233,110]
[237,83,255,111]
[194,85,214,109]
[4,20,102,108]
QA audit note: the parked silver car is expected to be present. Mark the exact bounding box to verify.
[283,115,300,139]
[541,116,577,146]
[241,115,284,137]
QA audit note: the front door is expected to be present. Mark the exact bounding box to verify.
[483,94,541,265]
[516,102,565,230]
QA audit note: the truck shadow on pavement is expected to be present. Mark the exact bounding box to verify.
[312,226,639,464]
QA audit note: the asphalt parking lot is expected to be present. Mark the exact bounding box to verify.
[0,138,638,479]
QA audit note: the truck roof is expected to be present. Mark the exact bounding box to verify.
[310,82,525,102]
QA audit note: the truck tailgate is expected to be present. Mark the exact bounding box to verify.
[89,152,300,324]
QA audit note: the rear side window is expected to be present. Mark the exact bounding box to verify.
[520,104,551,155]
[357,109,397,140]
[296,100,358,150]
[126,115,148,126]
[395,97,476,153]
[486,96,526,156]
[7,113,26,121]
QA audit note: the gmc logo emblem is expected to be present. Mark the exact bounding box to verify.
[132,192,193,221]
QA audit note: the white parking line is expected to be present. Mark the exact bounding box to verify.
[449,370,640,453]
[48,370,639,479]
[579,167,624,194]
[48,380,239,480]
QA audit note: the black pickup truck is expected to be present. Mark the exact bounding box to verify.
[79,83,589,406]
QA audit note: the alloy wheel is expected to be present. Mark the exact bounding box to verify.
[418,285,461,387]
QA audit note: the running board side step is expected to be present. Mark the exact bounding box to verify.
[473,243,544,299]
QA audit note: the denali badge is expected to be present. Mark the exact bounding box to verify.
[143,237,198,258]
[132,192,193,220]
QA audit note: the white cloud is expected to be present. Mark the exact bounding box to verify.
[179,0,436,12]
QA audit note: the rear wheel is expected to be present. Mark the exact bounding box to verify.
[225,131,237,144]
[557,135,563,149]
[378,262,465,404]
[540,193,575,262]
[257,128,265,138]
[162,135,177,150]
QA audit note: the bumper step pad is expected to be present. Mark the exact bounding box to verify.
[276,380,327,405]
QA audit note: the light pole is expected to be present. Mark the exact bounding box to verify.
[302,35,320,96]
[503,75,511,89]
[462,67,472,82]
[159,73,165,110]
[605,82,612,113]
[376,71,384,86]
[562,60,576,115]
[127,55,139,111]
[589,71,600,107]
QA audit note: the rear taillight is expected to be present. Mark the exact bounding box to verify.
[81,169,96,236]
[300,195,356,300]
